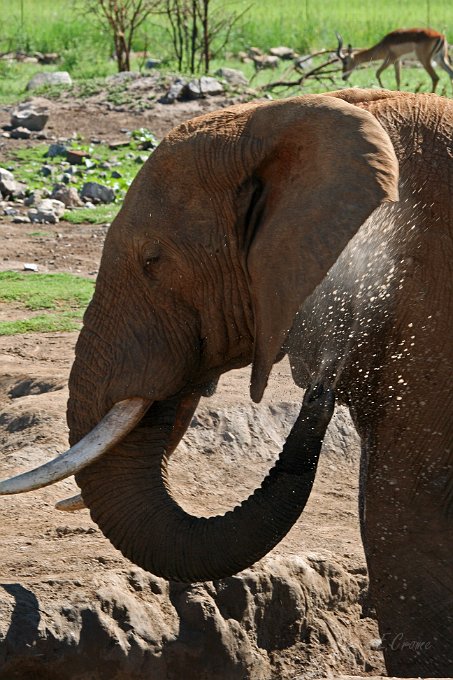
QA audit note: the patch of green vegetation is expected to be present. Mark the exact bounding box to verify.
[6,134,153,206]
[0,313,82,336]
[0,271,94,311]
[27,231,53,237]
[63,204,118,224]
[0,271,95,336]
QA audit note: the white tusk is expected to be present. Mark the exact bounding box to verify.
[55,493,86,512]
[0,398,151,495]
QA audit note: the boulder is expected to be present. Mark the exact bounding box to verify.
[26,71,72,91]
[66,149,90,165]
[28,199,65,224]
[0,169,26,199]
[10,127,32,139]
[269,46,296,59]
[0,555,375,680]
[180,76,224,100]
[215,67,248,86]
[80,182,115,204]
[158,78,187,104]
[11,102,49,131]
[51,185,84,208]
[45,143,68,158]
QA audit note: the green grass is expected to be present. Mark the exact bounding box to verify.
[0,271,94,335]
[0,271,94,310]
[63,204,119,224]
[0,313,82,335]
[0,0,452,61]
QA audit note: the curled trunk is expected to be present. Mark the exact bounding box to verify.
[75,385,335,582]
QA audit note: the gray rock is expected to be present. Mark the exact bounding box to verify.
[11,102,49,131]
[24,189,49,207]
[80,182,115,204]
[0,555,372,680]
[0,176,26,199]
[294,54,314,70]
[40,165,53,177]
[145,58,161,69]
[106,71,141,84]
[215,67,248,86]
[23,263,39,271]
[181,76,224,99]
[3,207,18,216]
[0,168,14,183]
[51,185,83,208]
[26,71,72,91]
[12,215,31,224]
[28,199,65,224]
[10,127,32,139]
[269,46,296,59]
[158,78,187,104]
[45,143,67,158]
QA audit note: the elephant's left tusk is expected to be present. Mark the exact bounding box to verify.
[0,397,151,495]
[55,493,86,512]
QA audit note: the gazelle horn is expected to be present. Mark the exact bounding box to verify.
[0,398,150,495]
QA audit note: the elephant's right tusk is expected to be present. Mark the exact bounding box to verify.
[55,493,86,512]
[0,398,151,495]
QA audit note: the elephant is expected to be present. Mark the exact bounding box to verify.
[0,89,452,677]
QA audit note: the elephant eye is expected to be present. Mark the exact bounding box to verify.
[144,254,161,277]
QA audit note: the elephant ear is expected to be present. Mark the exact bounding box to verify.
[243,95,399,402]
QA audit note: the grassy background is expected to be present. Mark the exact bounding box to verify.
[1,0,452,73]
[0,272,94,335]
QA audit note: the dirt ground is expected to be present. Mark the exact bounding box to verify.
[0,96,386,678]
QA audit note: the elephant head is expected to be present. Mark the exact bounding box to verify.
[0,95,398,582]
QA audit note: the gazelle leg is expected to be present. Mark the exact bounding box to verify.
[376,56,393,88]
[394,59,401,89]
[416,45,440,92]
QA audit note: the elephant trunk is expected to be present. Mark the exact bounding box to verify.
[75,385,335,582]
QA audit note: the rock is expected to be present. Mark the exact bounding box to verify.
[66,149,90,165]
[80,182,115,204]
[26,71,72,91]
[23,263,39,271]
[111,170,122,179]
[35,52,60,64]
[28,199,65,224]
[3,207,18,216]
[294,54,314,70]
[40,165,53,177]
[0,172,26,199]
[0,168,14,183]
[24,189,49,207]
[106,71,141,84]
[108,140,129,150]
[0,555,374,680]
[145,58,161,69]
[11,102,49,131]
[269,46,296,59]
[10,127,32,139]
[158,78,187,104]
[180,76,224,100]
[249,54,280,70]
[45,143,67,158]
[51,185,84,208]
[12,215,31,224]
[215,67,248,86]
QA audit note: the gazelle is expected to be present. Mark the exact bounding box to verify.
[336,28,453,92]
